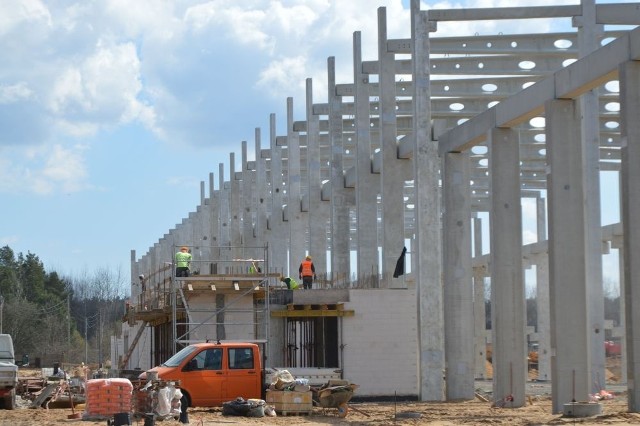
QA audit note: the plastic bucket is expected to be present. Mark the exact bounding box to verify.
[113,412,131,426]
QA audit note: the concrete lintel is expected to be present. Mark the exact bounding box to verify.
[387,38,411,53]
[438,108,494,155]
[293,121,306,132]
[321,180,331,201]
[596,3,640,26]
[398,133,414,159]
[345,166,356,188]
[372,150,381,173]
[495,77,554,128]
[276,136,287,147]
[631,26,640,60]
[336,83,355,96]
[362,60,378,75]
[555,33,629,99]
[313,103,329,115]
[427,5,579,22]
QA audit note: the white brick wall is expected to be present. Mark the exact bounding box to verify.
[342,289,418,397]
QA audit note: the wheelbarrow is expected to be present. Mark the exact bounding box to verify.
[315,383,359,418]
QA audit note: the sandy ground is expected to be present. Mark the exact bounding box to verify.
[7,359,635,425]
[2,393,640,426]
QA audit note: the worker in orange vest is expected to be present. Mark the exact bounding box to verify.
[299,255,316,289]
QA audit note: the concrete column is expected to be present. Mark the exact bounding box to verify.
[198,183,211,267]
[546,98,590,413]
[443,151,474,400]
[413,3,445,400]
[218,163,231,264]
[209,174,221,273]
[535,197,551,382]
[269,114,287,274]
[617,244,627,384]
[229,153,243,261]
[619,60,640,411]
[254,128,267,252]
[306,79,328,282]
[354,31,379,285]
[328,57,352,286]
[377,7,406,288]
[472,217,487,379]
[576,0,606,391]
[287,98,306,277]
[241,141,255,260]
[489,127,526,407]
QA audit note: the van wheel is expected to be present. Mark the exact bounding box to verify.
[3,389,16,410]
[179,393,189,423]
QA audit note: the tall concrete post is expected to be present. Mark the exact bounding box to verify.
[472,217,487,379]
[489,128,526,407]
[287,98,305,278]
[353,32,379,286]
[229,153,243,261]
[547,99,590,413]
[241,141,255,260]
[305,78,328,282]
[536,197,552,382]
[576,0,606,391]
[269,114,287,275]
[412,2,445,400]
[442,150,474,400]
[328,57,352,286]
[218,163,231,264]
[619,60,640,411]
[377,7,406,288]
[254,128,267,251]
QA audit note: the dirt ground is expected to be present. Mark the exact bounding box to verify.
[3,393,640,426]
[7,358,635,425]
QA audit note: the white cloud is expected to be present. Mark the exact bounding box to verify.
[0,83,33,104]
[0,0,51,37]
[256,56,308,98]
[0,144,90,195]
[47,40,157,136]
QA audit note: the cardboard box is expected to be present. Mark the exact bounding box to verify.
[266,390,312,413]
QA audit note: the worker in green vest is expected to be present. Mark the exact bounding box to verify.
[175,246,192,277]
[280,276,300,290]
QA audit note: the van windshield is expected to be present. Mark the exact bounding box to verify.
[162,345,198,367]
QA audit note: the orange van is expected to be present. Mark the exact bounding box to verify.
[139,342,262,408]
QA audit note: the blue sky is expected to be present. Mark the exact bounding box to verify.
[0,0,631,283]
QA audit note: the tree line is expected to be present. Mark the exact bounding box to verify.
[0,245,128,368]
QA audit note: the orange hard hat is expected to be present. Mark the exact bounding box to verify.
[180,246,188,251]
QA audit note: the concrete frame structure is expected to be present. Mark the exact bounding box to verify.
[112,0,640,414]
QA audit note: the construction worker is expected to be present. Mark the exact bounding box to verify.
[175,246,192,277]
[280,276,300,290]
[249,261,261,274]
[299,255,316,289]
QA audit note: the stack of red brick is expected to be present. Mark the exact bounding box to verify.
[83,378,133,418]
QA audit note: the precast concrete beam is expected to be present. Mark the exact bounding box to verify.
[428,5,579,21]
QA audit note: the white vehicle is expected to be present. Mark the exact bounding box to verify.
[0,334,18,409]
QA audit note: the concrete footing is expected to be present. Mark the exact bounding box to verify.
[563,402,602,417]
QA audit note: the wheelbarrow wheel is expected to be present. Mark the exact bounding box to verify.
[337,402,349,418]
